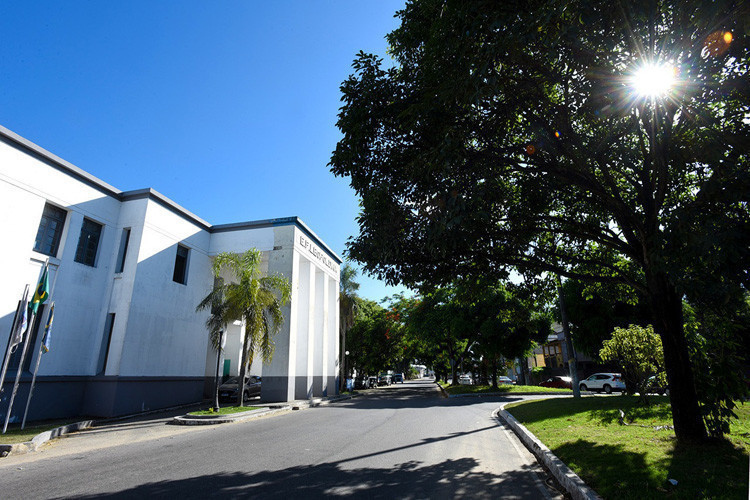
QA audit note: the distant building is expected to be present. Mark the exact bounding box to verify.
[521,323,597,382]
[0,125,340,421]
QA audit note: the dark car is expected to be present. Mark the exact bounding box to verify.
[218,375,261,403]
[393,373,404,383]
[539,376,573,389]
[645,375,669,395]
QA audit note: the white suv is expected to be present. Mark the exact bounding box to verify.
[579,373,626,394]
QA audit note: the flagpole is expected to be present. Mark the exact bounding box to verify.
[2,310,35,434]
[3,261,48,434]
[21,302,53,430]
[0,285,28,399]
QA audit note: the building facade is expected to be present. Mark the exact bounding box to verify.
[0,125,340,421]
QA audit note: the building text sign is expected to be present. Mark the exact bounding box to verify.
[299,235,339,275]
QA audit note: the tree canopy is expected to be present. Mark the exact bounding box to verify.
[331,0,749,440]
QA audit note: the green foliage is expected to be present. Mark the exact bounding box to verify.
[506,397,750,500]
[685,298,750,438]
[560,279,650,357]
[331,0,750,440]
[345,298,406,376]
[599,325,664,397]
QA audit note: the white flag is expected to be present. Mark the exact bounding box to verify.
[9,290,29,348]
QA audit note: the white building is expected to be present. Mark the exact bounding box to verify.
[0,125,341,420]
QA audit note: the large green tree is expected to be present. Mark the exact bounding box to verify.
[339,262,361,390]
[198,250,291,406]
[330,1,749,440]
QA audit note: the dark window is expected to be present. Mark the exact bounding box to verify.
[33,204,67,256]
[173,245,189,284]
[75,218,103,266]
[97,313,116,375]
[115,228,131,273]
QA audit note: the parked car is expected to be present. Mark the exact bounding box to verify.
[645,375,669,395]
[393,373,404,383]
[377,374,393,386]
[366,376,378,388]
[353,377,370,390]
[497,376,515,385]
[459,374,473,385]
[540,376,573,389]
[578,373,625,394]
[218,375,261,403]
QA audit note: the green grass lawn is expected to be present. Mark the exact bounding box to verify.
[505,396,750,499]
[439,381,572,395]
[0,419,82,444]
[189,406,261,416]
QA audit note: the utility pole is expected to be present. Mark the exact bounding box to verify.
[557,275,580,397]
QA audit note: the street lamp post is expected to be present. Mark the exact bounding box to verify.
[343,350,350,392]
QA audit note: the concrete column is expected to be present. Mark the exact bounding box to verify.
[326,274,338,394]
[313,270,325,396]
[304,262,316,398]
[320,274,330,396]
[294,258,311,399]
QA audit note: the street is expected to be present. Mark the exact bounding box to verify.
[0,380,562,499]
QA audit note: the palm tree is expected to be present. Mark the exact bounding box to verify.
[197,250,291,407]
[339,262,360,390]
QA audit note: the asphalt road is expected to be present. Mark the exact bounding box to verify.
[0,380,563,499]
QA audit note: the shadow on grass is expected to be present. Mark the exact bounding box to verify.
[68,458,551,499]
[661,438,750,499]
[588,402,673,426]
[553,439,664,499]
[508,395,673,426]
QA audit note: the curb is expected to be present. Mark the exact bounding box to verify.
[0,420,94,458]
[497,405,601,500]
[447,391,570,398]
[172,393,357,426]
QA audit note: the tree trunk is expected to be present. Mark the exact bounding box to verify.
[648,273,707,441]
[237,324,250,407]
[491,356,498,389]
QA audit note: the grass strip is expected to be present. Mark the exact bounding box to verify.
[0,419,81,444]
[189,406,261,416]
[439,381,571,395]
[505,396,749,499]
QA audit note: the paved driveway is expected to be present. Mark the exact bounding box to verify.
[0,380,563,499]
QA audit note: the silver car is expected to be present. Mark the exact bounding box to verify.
[579,373,626,394]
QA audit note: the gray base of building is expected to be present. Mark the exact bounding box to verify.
[0,375,205,422]
[261,375,340,403]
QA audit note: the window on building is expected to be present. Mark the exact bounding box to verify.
[173,244,189,284]
[74,218,103,266]
[97,313,116,375]
[115,228,131,273]
[33,203,67,257]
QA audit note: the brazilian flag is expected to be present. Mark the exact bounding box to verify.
[31,264,50,314]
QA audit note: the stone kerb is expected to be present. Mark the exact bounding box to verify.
[498,407,601,500]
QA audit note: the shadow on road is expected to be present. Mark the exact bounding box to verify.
[331,380,553,412]
[68,457,550,499]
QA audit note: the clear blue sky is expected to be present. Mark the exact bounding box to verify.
[0,1,410,303]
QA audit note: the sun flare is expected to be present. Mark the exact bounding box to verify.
[631,63,677,98]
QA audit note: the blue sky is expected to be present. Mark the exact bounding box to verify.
[0,1,410,303]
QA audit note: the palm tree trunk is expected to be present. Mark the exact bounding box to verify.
[237,323,249,407]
